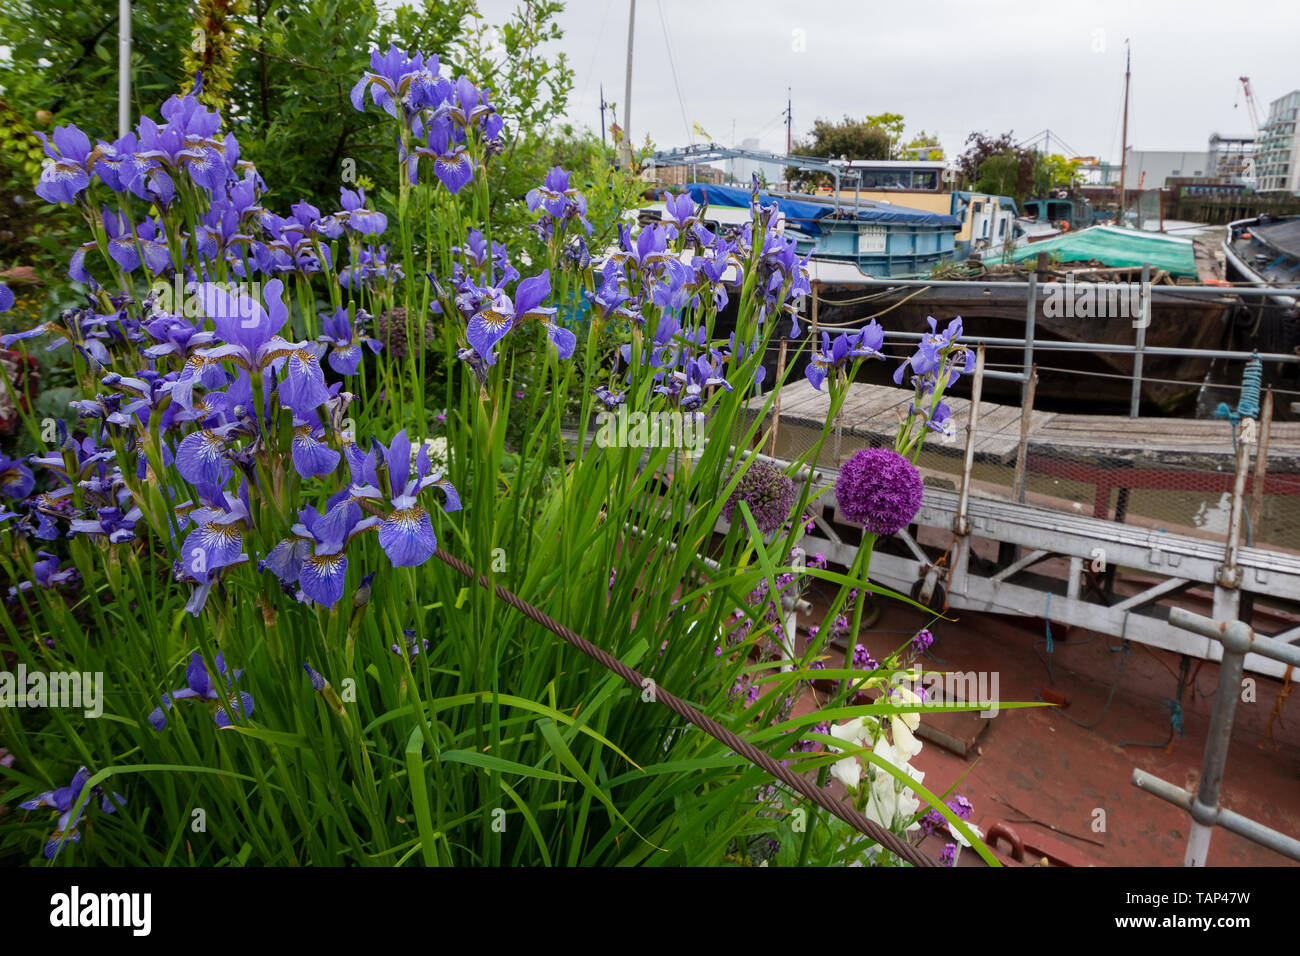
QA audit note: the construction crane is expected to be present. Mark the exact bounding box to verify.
[1238,76,1261,134]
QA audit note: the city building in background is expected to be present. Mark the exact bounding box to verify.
[1256,90,1300,194]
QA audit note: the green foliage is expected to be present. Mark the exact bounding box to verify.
[864,111,905,157]
[787,115,892,187]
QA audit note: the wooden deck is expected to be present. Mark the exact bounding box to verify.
[753,380,1300,471]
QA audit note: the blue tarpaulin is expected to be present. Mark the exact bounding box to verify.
[681,183,959,236]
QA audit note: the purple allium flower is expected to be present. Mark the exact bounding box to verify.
[939,842,959,867]
[834,447,924,535]
[913,628,935,654]
[722,460,795,536]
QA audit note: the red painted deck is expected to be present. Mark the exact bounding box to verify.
[790,594,1300,867]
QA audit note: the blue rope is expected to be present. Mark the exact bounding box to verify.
[1213,355,1262,546]
[1166,697,1185,737]
[1214,354,1262,426]
[1044,592,1053,654]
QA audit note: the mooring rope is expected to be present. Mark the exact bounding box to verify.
[433,546,937,867]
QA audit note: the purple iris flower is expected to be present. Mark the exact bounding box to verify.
[34,125,93,204]
[444,75,495,130]
[176,483,251,614]
[585,264,638,325]
[416,118,476,193]
[189,278,328,414]
[340,245,402,289]
[0,282,13,312]
[893,315,968,388]
[68,503,143,543]
[466,271,565,364]
[392,628,430,657]
[317,307,383,375]
[805,323,886,391]
[350,44,441,119]
[291,416,341,479]
[333,187,388,236]
[348,429,461,568]
[20,767,122,859]
[0,454,34,498]
[148,651,254,730]
[661,191,705,240]
[8,552,79,599]
[610,222,672,280]
[264,498,378,607]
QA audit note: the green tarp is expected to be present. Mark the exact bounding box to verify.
[992,225,1199,278]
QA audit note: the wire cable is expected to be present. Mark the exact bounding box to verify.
[433,545,937,867]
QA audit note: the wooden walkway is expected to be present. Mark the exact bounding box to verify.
[754,380,1300,471]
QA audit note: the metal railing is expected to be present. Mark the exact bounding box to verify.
[1131,606,1300,864]
[809,272,1300,415]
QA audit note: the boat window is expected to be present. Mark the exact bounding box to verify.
[912,170,938,190]
[998,218,1007,237]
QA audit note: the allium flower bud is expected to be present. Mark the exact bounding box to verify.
[722,460,795,536]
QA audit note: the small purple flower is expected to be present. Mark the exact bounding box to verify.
[913,628,935,654]
[0,282,14,312]
[851,643,878,671]
[939,842,959,867]
[834,447,924,536]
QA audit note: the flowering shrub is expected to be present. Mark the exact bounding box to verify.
[0,46,993,867]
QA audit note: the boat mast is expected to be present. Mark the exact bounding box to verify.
[621,0,635,168]
[1118,40,1130,219]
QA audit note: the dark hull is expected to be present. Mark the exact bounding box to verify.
[717,281,1240,414]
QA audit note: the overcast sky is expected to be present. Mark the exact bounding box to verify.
[474,0,1300,164]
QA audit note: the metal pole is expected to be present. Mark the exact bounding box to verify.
[1129,262,1149,417]
[1219,416,1256,593]
[1249,389,1274,538]
[1013,366,1037,504]
[1132,769,1300,861]
[769,339,787,457]
[621,0,635,169]
[118,0,132,139]
[1021,273,1036,406]
[599,84,607,152]
[1119,41,1130,218]
[1162,607,1300,864]
[955,345,986,537]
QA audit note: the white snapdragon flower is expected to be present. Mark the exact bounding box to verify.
[889,682,924,763]
[863,738,926,832]
[827,716,877,790]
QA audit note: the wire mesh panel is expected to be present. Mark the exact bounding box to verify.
[752,376,1300,557]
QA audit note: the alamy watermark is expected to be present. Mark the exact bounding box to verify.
[1042,272,1150,328]
[893,669,1001,717]
[149,276,265,323]
[0,666,103,718]
[594,407,706,455]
